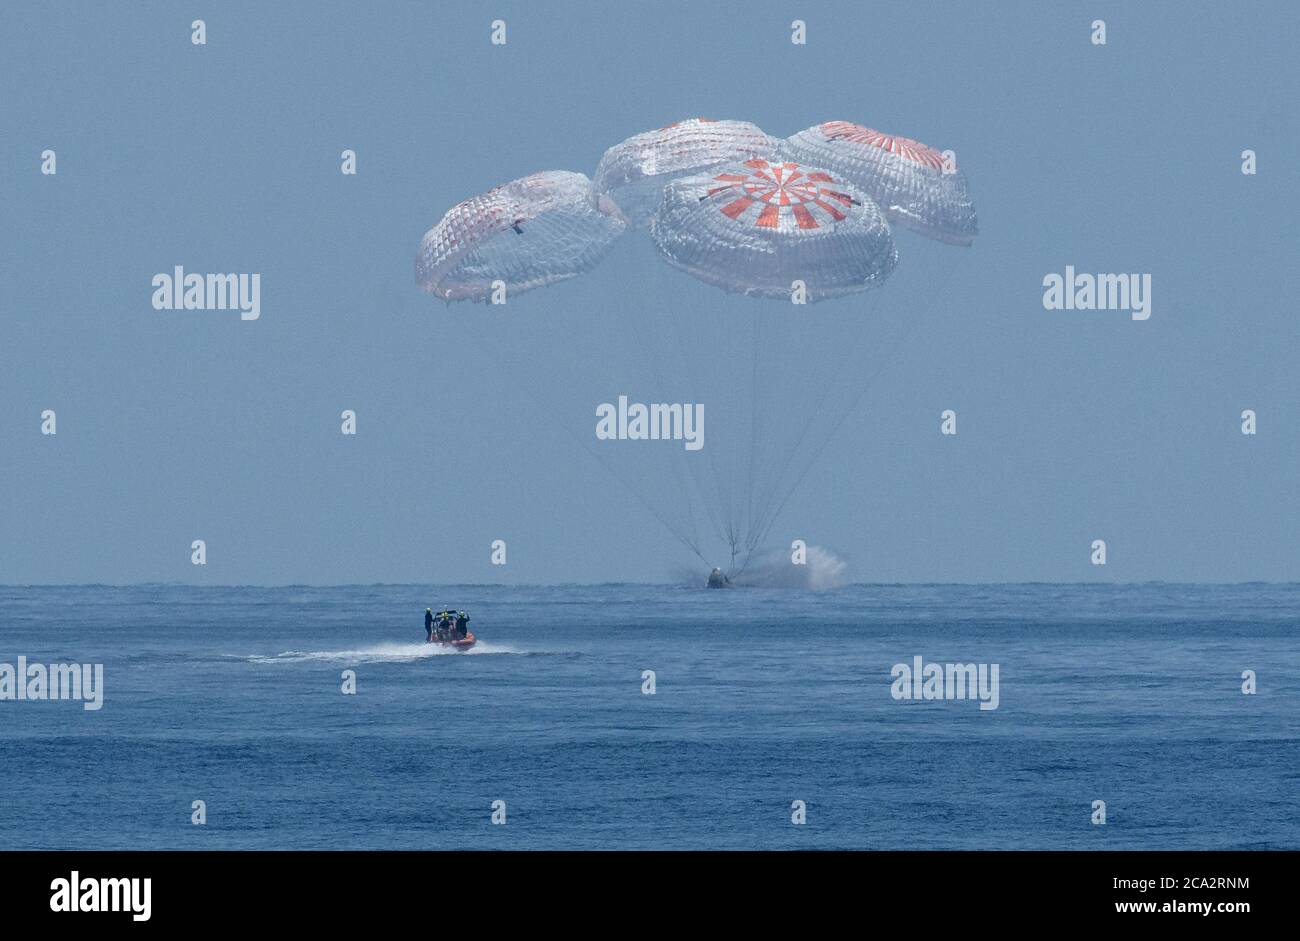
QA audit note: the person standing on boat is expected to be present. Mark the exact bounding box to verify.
[456,611,470,639]
[424,608,434,642]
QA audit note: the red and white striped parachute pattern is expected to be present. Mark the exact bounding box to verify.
[650,158,897,302]
[784,121,978,246]
[594,118,777,227]
[416,170,626,302]
[415,118,973,302]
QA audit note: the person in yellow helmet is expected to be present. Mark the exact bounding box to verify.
[435,610,453,641]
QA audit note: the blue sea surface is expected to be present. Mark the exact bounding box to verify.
[1,583,1296,849]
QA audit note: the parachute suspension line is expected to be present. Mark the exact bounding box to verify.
[553,395,712,567]
[745,290,887,547]
[717,305,764,579]
[661,288,728,553]
[759,291,923,545]
[728,305,759,569]
[713,290,883,583]
[726,298,773,577]
[716,311,741,571]
[656,274,736,559]
[743,306,761,564]
[732,305,766,574]
[714,299,747,561]
[624,287,728,566]
[460,307,710,568]
[625,268,745,571]
[743,301,769,566]
[726,331,806,561]
[626,286,708,556]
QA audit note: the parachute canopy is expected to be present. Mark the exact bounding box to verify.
[650,158,898,301]
[784,121,978,246]
[417,117,974,576]
[416,170,626,302]
[595,118,777,227]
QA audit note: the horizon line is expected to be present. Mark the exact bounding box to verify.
[2,580,1298,590]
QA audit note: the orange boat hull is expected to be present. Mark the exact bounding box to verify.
[435,631,476,651]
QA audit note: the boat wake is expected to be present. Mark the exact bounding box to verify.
[246,641,520,664]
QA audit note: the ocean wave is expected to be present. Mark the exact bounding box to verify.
[245,641,523,664]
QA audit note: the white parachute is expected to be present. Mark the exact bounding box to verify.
[415,118,974,577]
[651,157,897,301]
[594,118,777,227]
[784,121,978,246]
[415,170,626,302]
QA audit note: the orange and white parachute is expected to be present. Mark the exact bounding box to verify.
[784,121,978,246]
[595,118,777,227]
[650,157,897,301]
[416,170,626,302]
[413,118,972,576]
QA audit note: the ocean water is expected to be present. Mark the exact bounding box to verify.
[0,583,1296,850]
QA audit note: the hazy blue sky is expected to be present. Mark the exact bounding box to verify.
[2,1,1296,585]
